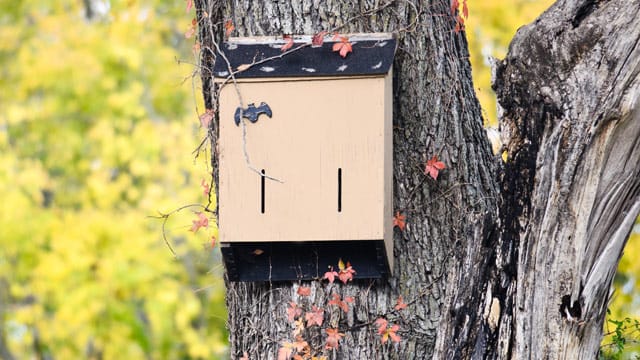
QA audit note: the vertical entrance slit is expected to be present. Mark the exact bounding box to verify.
[338,168,342,212]
[261,169,265,213]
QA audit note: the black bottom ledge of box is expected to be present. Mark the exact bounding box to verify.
[221,240,390,282]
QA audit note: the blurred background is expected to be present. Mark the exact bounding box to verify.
[0,0,637,359]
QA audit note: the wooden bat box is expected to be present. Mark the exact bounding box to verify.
[214,34,396,281]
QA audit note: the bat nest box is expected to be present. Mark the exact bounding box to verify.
[214,33,396,282]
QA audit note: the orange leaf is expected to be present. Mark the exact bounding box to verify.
[297,286,311,297]
[281,35,294,52]
[312,31,328,46]
[277,346,293,360]
[425,155,446,180]
[325,328,344,350]
[394,295,408,311]
[210,235,217,249]
[224,19,234,37]
[462,0,469,19]
[332,36,352,58]
[338,264,356,284]
[387,324,401,344]
[200,178,210,196]
[328,294,351,313]
[286,301,302,322]
[450,0,459,15]
[375,318,388,335]
[378,321,401,344]
[323,267,339,284]
[305,306,324,327]
[454,15,465,33]
[393,211,406,231]
[190,212,208,233]
[199,108,213,128]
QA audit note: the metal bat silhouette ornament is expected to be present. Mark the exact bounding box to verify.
[234,102,272,126]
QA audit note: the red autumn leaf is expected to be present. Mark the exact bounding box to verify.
[185,0,193,12]
[323,267,339,284]
[190,212,208,232]
[332,36,352,58]
[281,35,294,52]
[450,0,459,15]
[200,178,210,196]
[184,18,197,39]
[454,15,465,33]
[375,318,388,335]
[277,346,293,360]
[425,155,446,180]
[462,0,469,19]
[394,295,408,311]
[224,19,235,37]
[325,328,345,350]
[286,301,302,322]
[305,306,324,327]
[382,324,401,344]
[328,293,351,313]
[338,261,356,284]
[312,30,328,46]
[199,108,213,128]
[297,286,311,297]
[393,211,406,231]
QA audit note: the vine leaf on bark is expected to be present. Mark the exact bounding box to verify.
[328,293,353,313]
[324,328,345,350]
[425,155,446,180]
[224,19,234,37]
[297,286,311,296]
[393,211,406,231]
[394,296,408,311]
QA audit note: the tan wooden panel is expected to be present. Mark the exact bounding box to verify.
[219,76,390,243]
[383,71,394,270]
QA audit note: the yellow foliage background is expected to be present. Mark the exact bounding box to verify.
[0,0,637,359]
[0,1,225,359]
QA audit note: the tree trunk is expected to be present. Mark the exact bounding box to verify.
[193,0,640,358]
[493,0,640,357]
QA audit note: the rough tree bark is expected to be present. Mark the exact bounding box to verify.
[193,0,640,358]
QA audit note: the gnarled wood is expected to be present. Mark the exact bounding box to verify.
[494,0,640,357]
